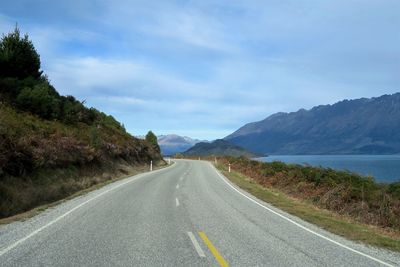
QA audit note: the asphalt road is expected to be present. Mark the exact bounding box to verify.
[0,159,399,266]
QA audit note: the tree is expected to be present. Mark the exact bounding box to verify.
[145,131,160,152]
[0,26,42,80]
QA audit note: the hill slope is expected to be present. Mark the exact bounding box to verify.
[183,139,260,157]
[0,27,162,218]
[225,93,400,155]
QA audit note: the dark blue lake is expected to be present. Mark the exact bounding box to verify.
[257,155,400,183]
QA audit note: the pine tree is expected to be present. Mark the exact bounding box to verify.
[0,26,42,79]
[145,131,160,152]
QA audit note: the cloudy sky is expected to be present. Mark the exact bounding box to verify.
[1,0,399,139]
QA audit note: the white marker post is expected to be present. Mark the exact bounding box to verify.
[228,163,231,173]
[214,157,217,164]
[168,158,171,165]
[150,160,153,171]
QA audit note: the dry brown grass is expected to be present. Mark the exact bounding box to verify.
[0,160,167,224]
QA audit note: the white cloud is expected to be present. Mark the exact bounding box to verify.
[139,10,235,52]
[48,57,142,92]
[1,0,399,139]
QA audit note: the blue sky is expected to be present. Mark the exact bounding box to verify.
[1,0,399,140]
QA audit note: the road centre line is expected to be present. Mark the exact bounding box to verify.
[199,232,229,267]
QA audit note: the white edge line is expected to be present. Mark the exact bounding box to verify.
[0,162,177,257]
[187,231,206,257]
[210,163,394,267]
[176,198,180,207]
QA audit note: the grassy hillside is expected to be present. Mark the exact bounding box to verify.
[218,157,400,231]
[0,27,163,218]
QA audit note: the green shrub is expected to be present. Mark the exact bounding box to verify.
[270,161,286,172]
[388,182,400,198]
[60,96,81,124]
[16,83,60,119]
[96,112,125,131]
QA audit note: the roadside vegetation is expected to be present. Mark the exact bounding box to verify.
[213,156,400,251]
[0,27,163,218]
[145,130,161,153]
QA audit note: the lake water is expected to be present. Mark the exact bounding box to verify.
[257,155,400,183]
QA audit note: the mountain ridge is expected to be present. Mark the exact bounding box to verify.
[158,134,206,155]
[225,93,400,155]
[183,139,261,157]
[136,134,206,155]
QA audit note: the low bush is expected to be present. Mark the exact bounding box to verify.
[16,82,60,119]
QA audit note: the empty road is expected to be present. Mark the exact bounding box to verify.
[0,160,399,266]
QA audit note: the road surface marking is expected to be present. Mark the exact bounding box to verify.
[187,232,205,257]
[199,232,229,267]
[211,163,394,267]
[176,184,180,189]
[0,163,177,257]
[176,198,180,207]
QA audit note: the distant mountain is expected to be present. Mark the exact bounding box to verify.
[183,139,261,157]
[225,93,400,155]
[157,134,205,155]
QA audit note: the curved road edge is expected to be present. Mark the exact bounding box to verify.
[0,161,177,258]
[209,161,399,267]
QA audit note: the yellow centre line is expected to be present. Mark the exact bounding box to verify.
[198,232,229,267]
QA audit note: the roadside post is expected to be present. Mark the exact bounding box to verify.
[150,160,153,171]
[229,163,231,173]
